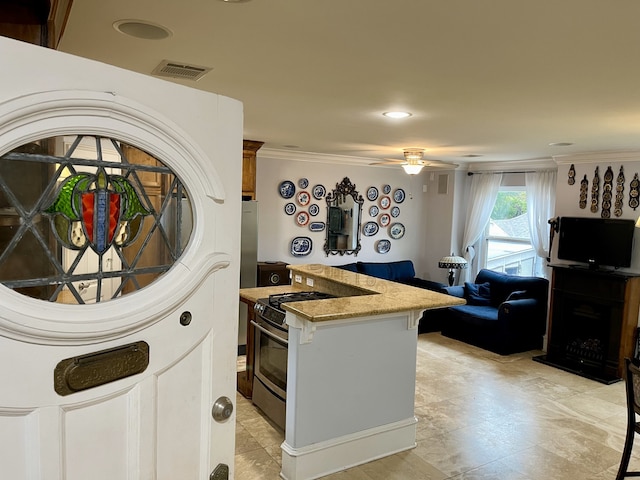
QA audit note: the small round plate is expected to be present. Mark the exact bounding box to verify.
[379,196,391,209]
[312,184,326,199]
[369,205,379,217]
[296,211,310,226]
[367,186,379,201]
[299,178,309,189]
[279,180,295,199]
[297,191,311,206]
[284,202,296,215]
[379,213,390,227]
[390,206,400,217]
[389,222,405,239]
[393,188,406,203]
[382,184,391,194]
[308,204,320,216]
[363,221,379,236]
[376,239,391,254]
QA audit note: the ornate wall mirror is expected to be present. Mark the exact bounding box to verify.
[324,177,364,256]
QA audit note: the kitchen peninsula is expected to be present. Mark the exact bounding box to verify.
[239,264,465,480]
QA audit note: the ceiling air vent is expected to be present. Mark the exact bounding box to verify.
[152,60,212,81]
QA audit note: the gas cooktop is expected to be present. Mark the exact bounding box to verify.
[254,291,335,326]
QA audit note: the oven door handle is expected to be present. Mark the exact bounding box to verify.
[250,320,289,346]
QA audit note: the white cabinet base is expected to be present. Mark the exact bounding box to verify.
[280,416,417,480]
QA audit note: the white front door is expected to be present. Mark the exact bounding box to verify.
[0,37,243,479]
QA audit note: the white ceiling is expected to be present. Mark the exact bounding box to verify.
[57,0,640,166]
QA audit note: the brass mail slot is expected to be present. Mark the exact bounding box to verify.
[54,341,150,396]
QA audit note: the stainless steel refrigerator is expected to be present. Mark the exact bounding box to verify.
[238,200,258,350]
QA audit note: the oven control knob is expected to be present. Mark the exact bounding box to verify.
[211,396,234,423]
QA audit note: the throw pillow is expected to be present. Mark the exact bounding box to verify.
[464,281,492,306]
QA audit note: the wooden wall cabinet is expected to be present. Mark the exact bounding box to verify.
[242,140,263,200]
[0,0,73,48]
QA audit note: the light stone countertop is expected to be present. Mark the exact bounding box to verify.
[239,264,465,322]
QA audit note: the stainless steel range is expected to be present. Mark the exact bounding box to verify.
[251,291,334,429]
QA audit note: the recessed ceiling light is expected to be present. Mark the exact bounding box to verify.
[548,142,573,147]
[113,20,172,40]
[383,111,412,119]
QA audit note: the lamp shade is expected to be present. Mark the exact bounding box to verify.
[402,163,424,175]
[438,255,468,269]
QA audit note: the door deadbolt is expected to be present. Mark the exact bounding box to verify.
[211,396,233,422]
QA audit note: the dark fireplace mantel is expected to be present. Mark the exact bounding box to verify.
[534,265,640,384]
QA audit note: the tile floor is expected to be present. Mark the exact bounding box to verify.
[235,332,639,479]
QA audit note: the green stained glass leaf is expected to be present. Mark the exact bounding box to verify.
[45,173,92,220]
[110,176,151,219]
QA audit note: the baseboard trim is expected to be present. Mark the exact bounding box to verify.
[279,416,417,480]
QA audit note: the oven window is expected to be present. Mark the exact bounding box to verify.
[0,135,193,304]
[257,332,288,392]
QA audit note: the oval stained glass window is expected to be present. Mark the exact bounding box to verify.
[0,135,193,304]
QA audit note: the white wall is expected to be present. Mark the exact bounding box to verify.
[553,151,640,273]
[254,150,457,282]
[420,170,460,283]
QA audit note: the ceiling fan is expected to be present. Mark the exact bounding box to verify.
[370,148,458,175]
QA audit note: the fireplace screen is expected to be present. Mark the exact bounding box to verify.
[0,135,193,304]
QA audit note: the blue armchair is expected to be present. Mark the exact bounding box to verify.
[439,269,549,355]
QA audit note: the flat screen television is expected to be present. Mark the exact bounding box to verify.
[557,216,635,269]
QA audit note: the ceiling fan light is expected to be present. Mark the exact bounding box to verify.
[402,164,424,175]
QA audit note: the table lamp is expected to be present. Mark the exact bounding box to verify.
[438,253,468,286]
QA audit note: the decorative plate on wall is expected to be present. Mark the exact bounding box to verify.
[312,184,326,199]
[390,206,400,218]
[284,202,296,215]
[367,186,379,201]
[382,184,391,194]
[279,180,295,199]
[291,236,312,256]
[309,221,325,232]
[296,211,310,226]
[308,204,320,216]
[379,196,390,209]
[369,205,379,217]
[376,239,391,254]
[297,190,311,206]
[363,221,379,236]
[379,213,390,227]
[298,177,309,189]
[393,188,405,203]
[389,222,405,239]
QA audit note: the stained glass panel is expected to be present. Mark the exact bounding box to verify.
[0,135,193,304]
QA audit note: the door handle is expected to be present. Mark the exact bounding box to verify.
[250,320,288,345]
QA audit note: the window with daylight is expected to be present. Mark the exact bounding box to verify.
[0,135,193,304]
[484,188,535,276]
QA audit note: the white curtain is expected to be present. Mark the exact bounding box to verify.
[462,173,503,281]
[525,169,557,277]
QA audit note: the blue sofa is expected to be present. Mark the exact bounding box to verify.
[337,260,448,292]
[438,269,549,355]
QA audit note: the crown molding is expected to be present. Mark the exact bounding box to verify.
[259,148,382,166]
[553,150,640,165]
